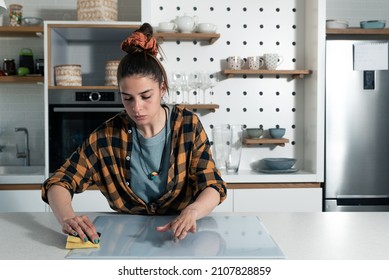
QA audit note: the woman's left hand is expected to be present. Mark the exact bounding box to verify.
[155,207,198,240]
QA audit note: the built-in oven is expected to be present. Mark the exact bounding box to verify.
[48,90,123,173]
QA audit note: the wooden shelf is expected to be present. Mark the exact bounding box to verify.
[327,28,389,35]
[223,69,312,79]
[244,138,289,147]
[176,104,219,112]
[0,26,44,37]
[154,32,220,44]
[0,75,44,84]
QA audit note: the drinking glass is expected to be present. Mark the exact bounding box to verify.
[223,124,243,174]
[212,124,243,174]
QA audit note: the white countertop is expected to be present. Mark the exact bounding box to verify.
[0,165,45,184]
[0,166,321,185]
[0,212,389,260]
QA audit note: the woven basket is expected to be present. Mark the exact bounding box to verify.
[105,60,120,86]
[54,64,82,86]
[77,0,118,21]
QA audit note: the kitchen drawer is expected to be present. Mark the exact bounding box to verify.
[71,190,115,212]
[234,188,322,212]
[0,190,46,212]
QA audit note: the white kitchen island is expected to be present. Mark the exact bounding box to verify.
[0,212,388,260]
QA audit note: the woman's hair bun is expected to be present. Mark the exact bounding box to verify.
[137,23,153,38]
[120,23,158,57]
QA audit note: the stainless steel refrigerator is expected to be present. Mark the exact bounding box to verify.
[325,37,389,211]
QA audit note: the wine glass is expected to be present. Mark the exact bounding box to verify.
[188,71,202,104]
[208,74,218,104]
[181,72,192,104]
[169,72,182,104]
[199,72,211,104]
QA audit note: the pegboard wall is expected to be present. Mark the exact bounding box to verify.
[146,0,309,171]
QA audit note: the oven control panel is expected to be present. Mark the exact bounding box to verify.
[76,91,116,102]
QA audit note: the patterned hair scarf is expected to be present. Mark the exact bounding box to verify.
[120,31,158,57]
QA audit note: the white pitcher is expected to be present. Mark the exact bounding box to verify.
[175,14,198,33]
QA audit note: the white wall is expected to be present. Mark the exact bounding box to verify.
[326,0,389,27]
[144,0,323,179]
[0,0,141,166]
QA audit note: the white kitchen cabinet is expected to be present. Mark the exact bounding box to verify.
[71,190,115,212]
[213,189,234,212]
[0,190,46,212]
[233,188,322,212]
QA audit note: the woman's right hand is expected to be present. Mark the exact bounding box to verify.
[62,215,100,244]
[47,186,100,244]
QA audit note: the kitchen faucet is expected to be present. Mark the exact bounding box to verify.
[0,128,4,152]
[15,127,30,166]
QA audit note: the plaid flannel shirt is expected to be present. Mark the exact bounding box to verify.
[42,105,227,214]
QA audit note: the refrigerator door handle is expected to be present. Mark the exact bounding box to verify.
[336,195,389,206]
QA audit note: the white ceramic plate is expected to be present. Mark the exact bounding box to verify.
[258,168,299,174]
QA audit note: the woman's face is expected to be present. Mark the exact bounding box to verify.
[119,75,166,127]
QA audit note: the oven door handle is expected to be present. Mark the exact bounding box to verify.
[53,107,124,112]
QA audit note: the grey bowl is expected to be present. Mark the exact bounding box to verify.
[360,20,386,29]
[269,128,286,138]
[22,17,43,26]
[246,128,263,138]
[263,158,296,170]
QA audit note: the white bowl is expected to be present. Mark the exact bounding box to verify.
[197,23,217,33]
[158,22,177,32]
[326,20,349,29]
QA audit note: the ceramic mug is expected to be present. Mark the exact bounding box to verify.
[264,53,284,70]
[227,56,244,70]
[247,56,264,70]
[197,22,217,33]
[158,21,177,32]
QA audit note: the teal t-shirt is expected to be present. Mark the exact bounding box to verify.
[130,105,172,203]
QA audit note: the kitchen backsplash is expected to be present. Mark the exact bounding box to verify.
[0,84,44,166]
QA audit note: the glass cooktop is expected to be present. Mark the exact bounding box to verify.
[66,215,285,259]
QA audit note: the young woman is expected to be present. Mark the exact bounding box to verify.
[42,23,227,244]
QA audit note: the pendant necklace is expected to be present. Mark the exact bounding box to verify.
[134,106,168,181]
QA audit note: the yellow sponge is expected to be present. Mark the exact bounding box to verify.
[65,233,100,249]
